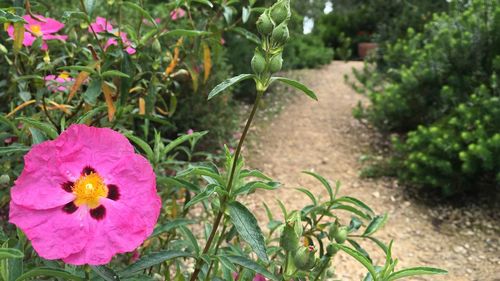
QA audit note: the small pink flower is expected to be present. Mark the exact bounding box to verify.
[9,124,161,265]
[4,136,18,145]
[187,129,194,135]
[233,273,267,281]
[90,17,136,55]
[89,17,113,33]
[44,72,74,93]
[220,37,226,45]
[170,8,186,21]
[7,15,67,50]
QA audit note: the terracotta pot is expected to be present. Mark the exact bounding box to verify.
[358,42,378,59]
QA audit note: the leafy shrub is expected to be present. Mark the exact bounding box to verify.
[283,33,333,69]
[352,0,500,194]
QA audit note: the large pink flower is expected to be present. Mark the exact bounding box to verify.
[9,124,161,265]
[7,15,67,50]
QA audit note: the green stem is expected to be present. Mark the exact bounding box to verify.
[189,90,264,281]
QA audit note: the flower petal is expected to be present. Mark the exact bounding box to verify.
[55,124,135,181]
[9,202,90,260]
[10,140,75,209]
[106,153,161,231]
[62,199,149,265]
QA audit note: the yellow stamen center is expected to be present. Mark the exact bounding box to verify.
[73,173,108,209]
[58,71,70,79]
[30,25,43,37]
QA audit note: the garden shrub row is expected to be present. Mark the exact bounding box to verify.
[352,0,500,194]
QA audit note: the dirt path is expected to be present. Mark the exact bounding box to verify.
[242,61,499,281]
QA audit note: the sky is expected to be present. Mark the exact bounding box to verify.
[303,0,332,34]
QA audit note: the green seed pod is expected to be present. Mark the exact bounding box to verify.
[251,50,266,74]
[256,12,274,36]
[152,38,162,53]
[271,23,289,46]
[269,53,283,73]
[293,246,317,271]
[334,226,348,244]
[270,0,291,25]
[279,224,299,252]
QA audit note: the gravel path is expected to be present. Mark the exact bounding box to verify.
[242,61,500,281]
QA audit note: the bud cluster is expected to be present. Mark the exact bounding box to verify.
[251,0,291,90]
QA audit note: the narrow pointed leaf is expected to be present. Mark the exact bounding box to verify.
[387,267,447,281]
[208,74,254,100]
[16,268,84,281]
[363,213,388,236]
[225,255,277,280]
[271,77,318,100]
[0,249,23,259]
[120,251,193,277]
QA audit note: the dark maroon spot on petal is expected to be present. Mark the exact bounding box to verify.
[62,202,78,214]
[90,205,106,220]
[107,184,120,201]
[82,166,96,175]
[61,181,74,193]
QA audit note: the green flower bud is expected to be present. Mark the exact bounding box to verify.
[256,12,274,36]
[326,244,338,257]
[0,174,10,185]
[152,38,162,53]
[251,50,266,74]
[328,222,338,240]
[269,53,283,73]
[293,246,317,271]
[270,0,291,25]
[334,226,348,244]
[279,224,299,252]
[271,23,289,46]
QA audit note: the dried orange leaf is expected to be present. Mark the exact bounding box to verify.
[101,82,116,121]
[202,42,211,83]
[68,71,90,102]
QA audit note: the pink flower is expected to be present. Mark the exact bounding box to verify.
[170,8,186,21]
[89,17,136,55]
[9,124,161,265]
[233,273,267,281]
[220,37,226,45]
[89,17,113,33]
[187,129,194,135]
[7,15,67,50]
[44,72,74,93]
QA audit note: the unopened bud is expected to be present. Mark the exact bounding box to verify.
[152,38,162,53]
[269,52,283,73]
[270,0,291,25]
[293,245,317,270]
[326,244,338,257]
[0,174,10,185]
[251,50,266,74]
[271,23,289,46]
[334,226,348,244]
[279,224,299,252]
[256,12,273,35]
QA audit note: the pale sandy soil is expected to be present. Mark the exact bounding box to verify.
[239,61,500,281]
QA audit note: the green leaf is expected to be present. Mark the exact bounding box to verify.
[228,201,268,262]
[0,249,23,260]
[101,70,130,79]
[121,2,157,28]
[0,10,27,24]
[163,131,208,156]
[17,117,58,140]
[91,266,120,281]
[365,236,389,254]
[125,133,154,161]
[83,78,102,105]
[0,145,30,156]
[231,27,260,45]
[270,77,318,101]
[224,255,277,280]
[335,196,374,214]
[183,186,216,209]
[331,204,371,220]
[295,187,317,205]
[76,105,107,124]
[84,0,97,15]
[387,267,447,281]
[178,226,200,254]
[191,0,214,7]
[363,213,388,236]
[163,29,211,37]
[120,251,193,277]
[151,219,195,237]
[333,244,378,280]
[242,6,251,23]
[302,171,333,201]
[58,65,96,74]
[16,268,84,281]
[208,74,254,100]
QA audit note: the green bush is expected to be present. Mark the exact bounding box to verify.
[283,33,333,69]
[353,0,500,194]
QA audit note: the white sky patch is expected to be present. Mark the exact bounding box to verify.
[324,1,333,13]
[303,16,314,34]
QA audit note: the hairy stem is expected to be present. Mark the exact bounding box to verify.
[189,90,264,281]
